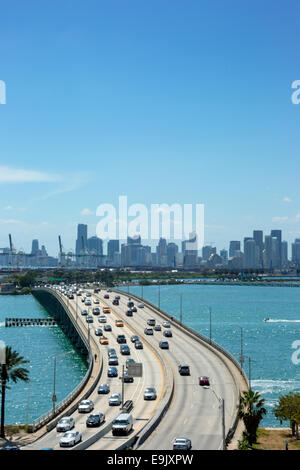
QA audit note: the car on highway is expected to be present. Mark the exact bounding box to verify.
[97,384,110,394]
[86,315,93,323]
[56,416,75,432]
[127,301,134,308]
[104,294,109,299]
[94,328,103,336]
[162,321,171,328]
[98,315,107,323]
[143,387,157,400]
[99,336,109,345]
[92,307,100,315]
[130,335,139,343]
[108,348,116,357]
[117,334,126,344]
[102,307,111,313]
[144,327,153,335]
[81,309,88,316]
[78,400,94,413]
[147,318,156,326]
[115,295,120,300]
[120,344,130,355]
[123,373,134,383]
[135,340,143,349]
[154,324,162,331]
[112,299,119,305]
[85,299,92,306]
[126,358,135,367]
[112,413,133,436]
[173,437,192,450]
[107,366,118,377]
[109,392,121,406]
[93,299,100,304]
[115,319,124,327]
[199,376,210,386]
[163,330,172,338]
[59,430,82,448]
[178,364,190,376]
[159,340,169,349]
[108,355,119,365]
[125,310,133,317]
[104,324,112,332]
[131,306,137,312]
[138,303,144,308]
[86,413,105,427]
[121,400,133,412]
[86,292,91,297]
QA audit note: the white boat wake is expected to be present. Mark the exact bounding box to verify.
[264,319,300,323]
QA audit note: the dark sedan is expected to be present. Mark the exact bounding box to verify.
[86,413,105,427]
[163,330,173,338]
[107,366,118,377]
[97,384,110,394]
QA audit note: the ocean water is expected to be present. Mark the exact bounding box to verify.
[122,284,300,427]
[0,295,87,425]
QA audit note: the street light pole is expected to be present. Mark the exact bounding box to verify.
[52,357,57,414]
[180,294,183,324]
[121,364,125,407]
[210,388,226,450]
[209,307,212,344]
[158,285,161,309]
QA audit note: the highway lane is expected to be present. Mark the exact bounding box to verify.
[98,289,238,450]
[23,288,163,451]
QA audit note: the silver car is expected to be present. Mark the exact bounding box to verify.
[78,399,94,413]
[59,430,82,447]
[56,416,75,432]
[144,387,157,400]
[109,393,121,406]
[173,437,192,450]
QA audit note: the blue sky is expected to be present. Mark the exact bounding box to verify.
[0,0,300,256]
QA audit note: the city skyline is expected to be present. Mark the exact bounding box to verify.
[2,223,300,270]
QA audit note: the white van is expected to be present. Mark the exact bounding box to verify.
[111,413,133,436]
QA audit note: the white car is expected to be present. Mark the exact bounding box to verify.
[163,321,171,328]
[138,303,144,308]
[78,400,94,413]
[56,416,75,432]
[173,437,192,450]
[109,393,121,406]
[98,315,107,323]
[59,430,82,447]
[94,299,99,304]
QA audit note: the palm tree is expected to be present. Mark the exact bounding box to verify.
[1,346,30,438]
[238,389,267,447]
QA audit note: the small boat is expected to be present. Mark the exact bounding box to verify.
[264,318,270,322]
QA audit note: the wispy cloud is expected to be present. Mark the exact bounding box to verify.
[283,197,292,203]
[272,216,289,223]
[0,166,61,183]
[81,208,94,216]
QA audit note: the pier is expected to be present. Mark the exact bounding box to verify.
[5,317,57,327]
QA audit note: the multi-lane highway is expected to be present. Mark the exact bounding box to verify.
[24,285,246,450]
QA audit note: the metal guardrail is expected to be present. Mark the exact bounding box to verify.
[31,288,95,431]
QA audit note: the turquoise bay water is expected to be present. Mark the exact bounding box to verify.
[0,295,87,425]
[122,284,300,427]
